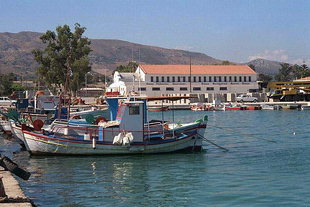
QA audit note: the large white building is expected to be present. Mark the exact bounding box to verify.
[107,64,259,101]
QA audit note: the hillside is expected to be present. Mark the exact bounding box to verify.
[0,31,221,78]
[246,58,283,75]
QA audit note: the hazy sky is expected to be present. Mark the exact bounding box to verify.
[1,0,309,64]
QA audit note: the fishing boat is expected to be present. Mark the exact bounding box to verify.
[10,121,27,147]
[0,119,11,133]
[22,97,208,155]
[190,103,206,111]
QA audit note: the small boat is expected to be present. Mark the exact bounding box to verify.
[246,105,262,110]
[301,104,310,110]
[282,105,299,110]
[261,104,274,110]
[22,97,208,155]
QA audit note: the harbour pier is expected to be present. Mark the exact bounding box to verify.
[0,169,33,206]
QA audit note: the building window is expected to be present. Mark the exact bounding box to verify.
[183,76,186,82]
[234,76,237,82]
[161,76,165,82]
[224,76,227,82]
[204,76,207,82]
[219,76,222,82]
[214,77,217,82]
[139,87,146,91]
[188,77,191,82]
[229,76,232,82]
[172,77,175,82]
[198,77,201,82]
[151,76,154,82]
[239,76,242,82]
[178,76,181,82]
[249,76,252,82]
[167,76,170,82]
[220,87,227,90]
[193,77,196,82]
[180,87,188,91]
[156,76,159,82]
[209,77,212,82]
[206,87,214,91]
[166,87,174,91]
[193,87,201,91]
[244,76,247,82]
[152,87,160,91]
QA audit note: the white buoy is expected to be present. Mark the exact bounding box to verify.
[64,128,68,135]
[293,132,296,135]
[92,138,96,149]
[84,133,90,140]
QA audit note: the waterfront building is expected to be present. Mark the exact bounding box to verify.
[107,64,259,102]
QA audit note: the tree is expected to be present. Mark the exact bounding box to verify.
[258,73,273,82]
[32,23,92,94]
[114,61,138,73]
[292,64,310,79]
[0,73,15,96]
[275,63,310,81]
[221,60,234,65]
[275,63,292,81]
[11,83,27,92]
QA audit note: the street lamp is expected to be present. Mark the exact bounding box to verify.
[85,71,91,97]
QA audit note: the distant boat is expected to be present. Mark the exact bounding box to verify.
[301,105,310,110]
[261,104,275,110]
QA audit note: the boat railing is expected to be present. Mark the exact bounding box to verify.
[50,122,173,142]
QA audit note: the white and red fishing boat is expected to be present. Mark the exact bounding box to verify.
[22,97,208,155]
[0,119,12,133]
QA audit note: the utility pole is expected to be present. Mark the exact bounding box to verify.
[190,56,192,93]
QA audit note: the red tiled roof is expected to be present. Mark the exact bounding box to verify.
[139,64,256,75]
[295,77,310,81]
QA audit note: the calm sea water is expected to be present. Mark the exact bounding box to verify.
[1,110,310,207]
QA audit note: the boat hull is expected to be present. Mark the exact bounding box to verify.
[10,122,28,147]
[0,120,12,133]
[23,130,204,155]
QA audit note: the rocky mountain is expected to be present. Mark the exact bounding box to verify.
[0,31,221,78]
[246,58,283,75]
[0,31,285,78]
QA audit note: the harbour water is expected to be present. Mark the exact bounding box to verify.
[1,110,310,206]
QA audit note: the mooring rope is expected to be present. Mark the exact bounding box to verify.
[197,134,229,152]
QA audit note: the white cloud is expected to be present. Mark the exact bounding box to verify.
[290,58,310,65]
[175,45,195,51]
[248,49,289,62]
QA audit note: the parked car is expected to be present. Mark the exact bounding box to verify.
[236,94,258,102]
[0,97,17,106]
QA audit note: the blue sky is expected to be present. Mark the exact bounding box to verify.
[1,0,309,64]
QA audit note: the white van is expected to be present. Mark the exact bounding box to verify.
[0,97,17,106]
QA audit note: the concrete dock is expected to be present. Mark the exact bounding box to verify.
[0,169,33,206]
